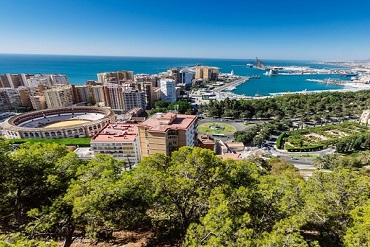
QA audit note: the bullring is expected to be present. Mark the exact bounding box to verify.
[2,106,115,139]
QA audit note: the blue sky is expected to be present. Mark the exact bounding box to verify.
[1,0,370,60]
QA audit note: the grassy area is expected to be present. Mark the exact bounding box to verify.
[283,121,369,150]
[8,137,91,146]
[198,123,236,135]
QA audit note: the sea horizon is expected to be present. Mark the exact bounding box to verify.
[0,54,350,96]
[0,52,322,62]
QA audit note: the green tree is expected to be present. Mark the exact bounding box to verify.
[301,168,370,245]
[154,100,169,109]
[168,101,193,114]
[63,154,147,242]
[0,142,69,227]
[344,199,370,246]
[136,147,224,239]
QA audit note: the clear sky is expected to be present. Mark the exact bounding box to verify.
[1,0,370,60]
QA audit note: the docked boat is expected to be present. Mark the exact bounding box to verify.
[340,71,358,77]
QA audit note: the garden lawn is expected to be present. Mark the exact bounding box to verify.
[198,123,236,135]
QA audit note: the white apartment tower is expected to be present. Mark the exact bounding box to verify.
[160,79,176,103]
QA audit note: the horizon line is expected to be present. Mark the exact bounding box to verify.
[0,52,354,62]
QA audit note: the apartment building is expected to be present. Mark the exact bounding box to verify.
[91,123,141,165]
[0,73,29,88]
[25,74,68,87]
[43,85,75,108]
[97,71,134,84]
[179,69,195,88]
[75,84,105,105]
[0,88,22,110]
[30,95,47,110]
[195,66,219,81]
[138,112,197,158]
[160,79,176,103]
[122,89,146,112]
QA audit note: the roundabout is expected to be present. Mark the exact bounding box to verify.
[197,122,236,135]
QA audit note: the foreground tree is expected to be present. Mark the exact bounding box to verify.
[301,168,370,245]
[135,147,225,240]
[344,199,370,246]
[0,142,69,227]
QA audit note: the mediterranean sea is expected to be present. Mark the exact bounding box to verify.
[0,54,351,97]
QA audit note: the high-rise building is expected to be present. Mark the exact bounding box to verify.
[97,71,134,84]
[49,74,69,85]
[0,73,29,88]
[122,89,146,112]
[103,84,124,112]
[0,74,27,88]
[167,68,182,83]
[17,87,32,107]
[152,87,161,103]
[25,74,68,87]
[30,95,47,110]
[138,112,197,158]
[160,79,176,103]
[75,85,105,105]
[0,88,22,110]
[136,82,154,109]
[43,85,75,108]
[179,69,195,88]
[195,66,219,81]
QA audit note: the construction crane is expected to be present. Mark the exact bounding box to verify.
[256,57,266,70]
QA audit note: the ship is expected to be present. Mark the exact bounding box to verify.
[340,71,358,77]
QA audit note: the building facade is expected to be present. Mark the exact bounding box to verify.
[160,79,176,103]
[122,90,146,112]
[91,123,141,165]
[138,112,197,158]
[0,88,22,110]
[43,85,75,108]
[97,71,134,85]
[195,66,219,81]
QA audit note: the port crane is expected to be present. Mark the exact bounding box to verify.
[256,57,266,70]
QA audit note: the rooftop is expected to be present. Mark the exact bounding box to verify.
[91,123,139,142]
[139,113,197,133]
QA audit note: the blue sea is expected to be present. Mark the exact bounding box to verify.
[0,54,350,97]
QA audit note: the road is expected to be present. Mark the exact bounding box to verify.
[197,117,336,177]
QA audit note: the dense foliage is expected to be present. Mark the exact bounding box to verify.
[205,90,370,120]
[234,120,290,146]
[150,100,194,115]
[1,138,370,246]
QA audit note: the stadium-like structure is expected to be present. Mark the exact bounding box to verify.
[2,106,115,139]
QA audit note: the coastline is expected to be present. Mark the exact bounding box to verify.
[212,77,370,100]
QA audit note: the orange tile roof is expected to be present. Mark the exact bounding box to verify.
[139,113,197,133]
[91,123,139,142]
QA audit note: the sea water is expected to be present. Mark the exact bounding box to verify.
[0,54,349,96]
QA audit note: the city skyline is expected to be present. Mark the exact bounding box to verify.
[1,0,370,60]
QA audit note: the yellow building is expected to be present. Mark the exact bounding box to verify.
[138,112,197,158]
[195,66,219,80]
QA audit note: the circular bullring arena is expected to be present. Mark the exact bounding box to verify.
[2,106,115,139]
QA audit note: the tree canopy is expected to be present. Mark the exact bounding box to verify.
[1,138,370,246]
